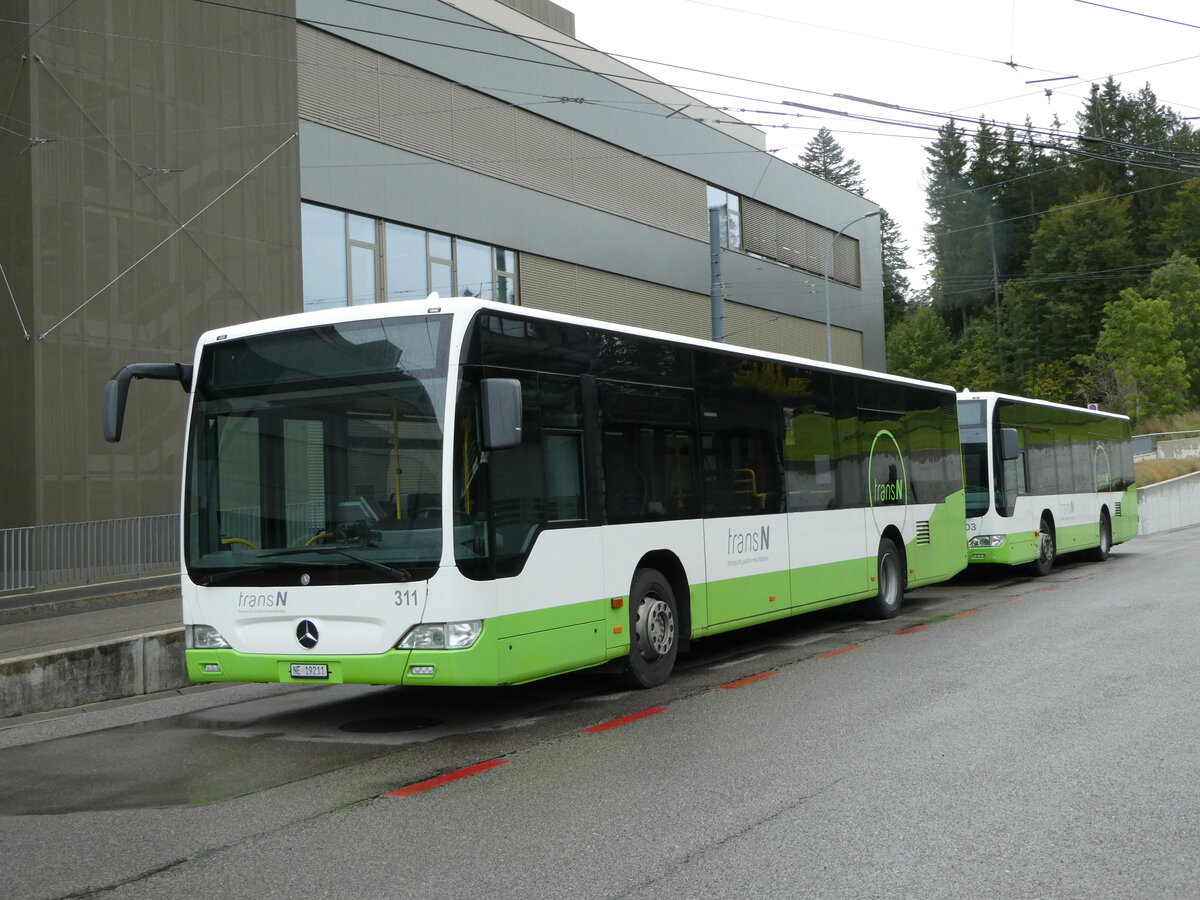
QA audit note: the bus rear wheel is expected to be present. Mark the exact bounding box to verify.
[862,537,904,620]
[1089,512,1112,562]
[1033,517,1056,576]
[620,568,678,689]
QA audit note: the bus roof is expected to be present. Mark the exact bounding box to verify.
[196,296,958,396]
[957,390,1130,422]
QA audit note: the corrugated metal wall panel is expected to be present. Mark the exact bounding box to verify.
[377,67,453,160]
[519,254,710,339]
[518,255,863,366]
[298,28,380,141]
[741,198,863,288]
[297,26,707,241]
[451,84,519,181]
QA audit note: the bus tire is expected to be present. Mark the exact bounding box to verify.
[1089,512,1112,562]
[1033,517,1056,576]
[863,537,904,620]
[620,568,678,689]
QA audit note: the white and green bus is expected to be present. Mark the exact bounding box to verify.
[957,391,1138,575]
[105,298,967,688]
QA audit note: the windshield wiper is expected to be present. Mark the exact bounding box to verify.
[258,545,413,581]
[197,562,282,586]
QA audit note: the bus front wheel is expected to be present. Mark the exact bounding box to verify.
[620,568,678,689]
[1033,517,1056,576]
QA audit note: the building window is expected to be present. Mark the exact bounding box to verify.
[706,186,742,251]
[301,202,519,311]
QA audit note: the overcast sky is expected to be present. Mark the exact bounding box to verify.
[559,0,1200,288]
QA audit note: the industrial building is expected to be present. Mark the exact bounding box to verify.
[0,0,882,580]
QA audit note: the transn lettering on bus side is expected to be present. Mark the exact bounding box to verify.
[238,591,288,609]
[873,479,904,504]
[728,525,769,555]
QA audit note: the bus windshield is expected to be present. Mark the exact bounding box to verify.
[184,314,451,585]
[957,399,990,517]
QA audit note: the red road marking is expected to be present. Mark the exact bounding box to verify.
[892,625,928,635]
[817,644,864,658]
[950,609,981,619]
[1002,596,1022,603]
[1037,585,1060,592]
[387,760,507,797]
[717,671,779,689]
[582,707,668,733]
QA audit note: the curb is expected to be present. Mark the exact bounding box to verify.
[0,574,181,623]
[1,628,191,719]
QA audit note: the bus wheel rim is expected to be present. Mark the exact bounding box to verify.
[638,596,674,658]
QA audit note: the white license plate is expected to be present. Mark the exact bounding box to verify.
[290,663,329,679]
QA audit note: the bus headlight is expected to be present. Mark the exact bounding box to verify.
[187,624,231,649]
[968,535,1006,549]
[397,620,483,650]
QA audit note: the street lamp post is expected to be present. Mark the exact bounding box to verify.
[824,209,881,363]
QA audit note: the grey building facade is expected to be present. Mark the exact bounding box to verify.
[1,0,882,536]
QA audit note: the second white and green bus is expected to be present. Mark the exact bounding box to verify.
[957,391,1138,575]
[105,298,968,688]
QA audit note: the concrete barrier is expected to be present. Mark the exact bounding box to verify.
[1154,437,1200,461]
[0,628,188,718]
[1137,470,1200,536]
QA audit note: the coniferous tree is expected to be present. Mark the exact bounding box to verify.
[879,210,911,329]
[800,127,912,328]
[799,127,866,195]
[923,120,977,335]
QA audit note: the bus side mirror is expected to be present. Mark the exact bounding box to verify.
[481,378,522,450]
[1000,427,1020,461]
[103,363,193,443]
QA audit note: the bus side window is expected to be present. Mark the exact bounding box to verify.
[598,383,696,523]
[540,375,586,524]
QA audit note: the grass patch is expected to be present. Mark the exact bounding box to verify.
[1136,457,1200,486]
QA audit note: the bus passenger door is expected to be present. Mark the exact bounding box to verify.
[697,377,791,625]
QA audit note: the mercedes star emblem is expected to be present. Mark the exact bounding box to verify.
[296,619,319,649]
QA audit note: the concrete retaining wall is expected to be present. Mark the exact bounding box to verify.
[1137,471,1200,536]
[1,628,188,718]
[1155,437,1200,461]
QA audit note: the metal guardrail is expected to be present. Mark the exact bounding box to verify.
[1133,431,1200,459]
[0,515,179,595]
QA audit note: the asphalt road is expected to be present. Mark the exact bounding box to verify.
[3,526,1199,899]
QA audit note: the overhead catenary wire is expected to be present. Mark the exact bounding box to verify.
[2,0,1195,300]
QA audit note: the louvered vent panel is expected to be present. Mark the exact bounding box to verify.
[451,84,518,180]
[829,233,862,287]
[377,60,453,160]
[801,220,830,273]
[723,302,833,361]
[741,200,778,260]
[519,254,707,337]
[297,27,380,140]
[774,214,807,270]
[916,520,932,545]
[1115,501,1123,517]
[830,328,864,367]
[515,115,576,197]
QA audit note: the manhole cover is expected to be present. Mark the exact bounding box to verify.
[339,716,442,733]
